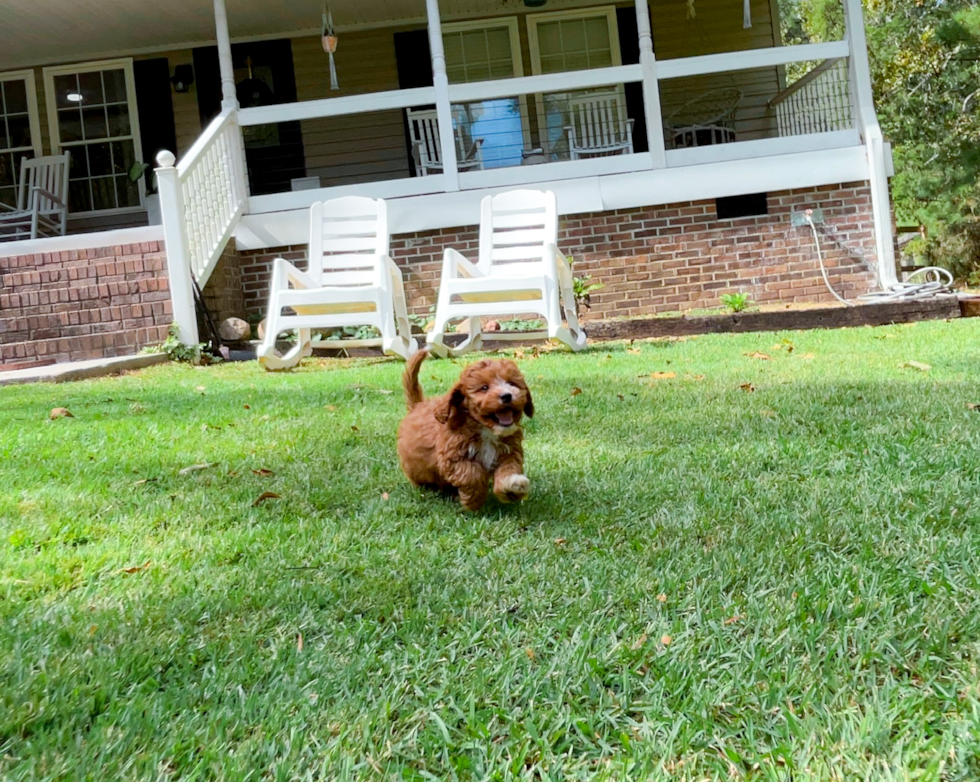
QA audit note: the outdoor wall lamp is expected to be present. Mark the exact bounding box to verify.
[171,65,195,93]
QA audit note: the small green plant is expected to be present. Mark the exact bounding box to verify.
[568,257,604,316]
[721,292,752,313]
[129,161,156,194]
[144,323,209,363]
[496,317,545,332]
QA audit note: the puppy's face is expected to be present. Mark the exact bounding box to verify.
[439,359,533,435]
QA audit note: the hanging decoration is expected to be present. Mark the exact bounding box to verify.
[743,0,752,28]
[321,4,340,91]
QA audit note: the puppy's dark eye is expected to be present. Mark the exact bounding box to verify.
[480,384,489,391]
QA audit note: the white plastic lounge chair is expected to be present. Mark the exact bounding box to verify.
[565,91,634,160]
[257,196,417,370]
[427,189,587,356]
[0,153,70,242]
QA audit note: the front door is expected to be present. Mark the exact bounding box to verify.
[193,39,306,195]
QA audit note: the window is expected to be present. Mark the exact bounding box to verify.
[716,193,768,219]
[442,19,529,169]
[0,71,42,208]
[527,8,624,159]
[43,59,143,214]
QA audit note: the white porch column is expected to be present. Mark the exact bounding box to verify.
[214,0,239,111]
[842,0,897,288]
[635,0,666,169]
[425,0,459,191]
[155,151,199,346]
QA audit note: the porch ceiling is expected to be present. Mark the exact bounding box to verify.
[1,0,583,70]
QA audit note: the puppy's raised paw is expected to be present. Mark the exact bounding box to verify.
[495,473,530,503]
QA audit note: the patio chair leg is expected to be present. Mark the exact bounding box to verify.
[446,317,482,357]
[258,326,313,371]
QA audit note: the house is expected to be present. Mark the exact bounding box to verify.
[0,0,895,365]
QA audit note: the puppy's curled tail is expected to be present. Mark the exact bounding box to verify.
[402,347,429,410]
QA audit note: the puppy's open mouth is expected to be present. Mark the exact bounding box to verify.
[491,410,516,428]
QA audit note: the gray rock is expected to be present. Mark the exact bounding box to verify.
[219,317,251,342]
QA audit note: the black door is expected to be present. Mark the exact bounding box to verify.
[133,58,178,191]
[193,39,306,195]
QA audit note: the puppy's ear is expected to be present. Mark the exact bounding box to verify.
[435,385,467,428]
[523,387,534,418]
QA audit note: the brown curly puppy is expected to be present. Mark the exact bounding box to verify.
[397,349,534,511]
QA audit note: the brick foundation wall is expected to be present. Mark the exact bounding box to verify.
[0,242,172,369]
[239,182,879,321]
[201,246,247,326]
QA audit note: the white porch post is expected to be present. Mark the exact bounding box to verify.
[842,0,897,288]
[425,0,459,191]
[214,0,239,111]
[155,151,199,346]
[635,0,667,168]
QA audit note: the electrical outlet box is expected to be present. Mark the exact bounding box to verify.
[791,208,824,226]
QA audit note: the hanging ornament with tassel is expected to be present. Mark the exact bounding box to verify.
[321,4,340,91]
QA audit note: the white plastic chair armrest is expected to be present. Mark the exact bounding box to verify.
[445,246,483,279]
[278,258,319,290]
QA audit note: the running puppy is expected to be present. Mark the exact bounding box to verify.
[397,349,533,511]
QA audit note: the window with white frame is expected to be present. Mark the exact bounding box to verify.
[0,71,42,208]
[527,8,624,159]
[43,60,143,213]
[442,19,529,169]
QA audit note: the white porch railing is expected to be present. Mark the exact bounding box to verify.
[155,109,248,344]
[769,58,852,136]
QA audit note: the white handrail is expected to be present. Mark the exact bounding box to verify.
[659,40,849,80]
[156,108,249,345]
[239,86,437,127]
[769,57,844,107]
[768,58,852,136]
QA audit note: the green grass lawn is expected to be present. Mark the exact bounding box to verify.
[2,320,980,781]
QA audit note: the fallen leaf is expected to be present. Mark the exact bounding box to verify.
[901,360,931,372]
[134,478,158,486]
[351,425,359,432]
[631,633,648,650]
[799,353,815,360]
[297,633,304,653]
[617,394,625,401]
[724,615,745,626]
[178,463,216,475]
[195,385,206,394]
[746,352,771,361]
[525,648,536,661]
[324,405,337,411]
[760,409,777,418]
[554,538,567,546]
[968,403,979,411]
[381,492,390,501]
[243,404,251,410]
[570,387,583,397]
[627,347,642,355]
[657,593,668,603]
[119,560,151,575]
[690,374,706,381]
[514,349,526,359]
[49,407,73,420]
[252,469,275,477]
[377,389,394,395]
[740,383,755,393]
[661,634,672,646]
[649,371,677,380]
[253,492,281,507]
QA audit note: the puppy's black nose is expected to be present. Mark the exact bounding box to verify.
[500,392,513,404]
